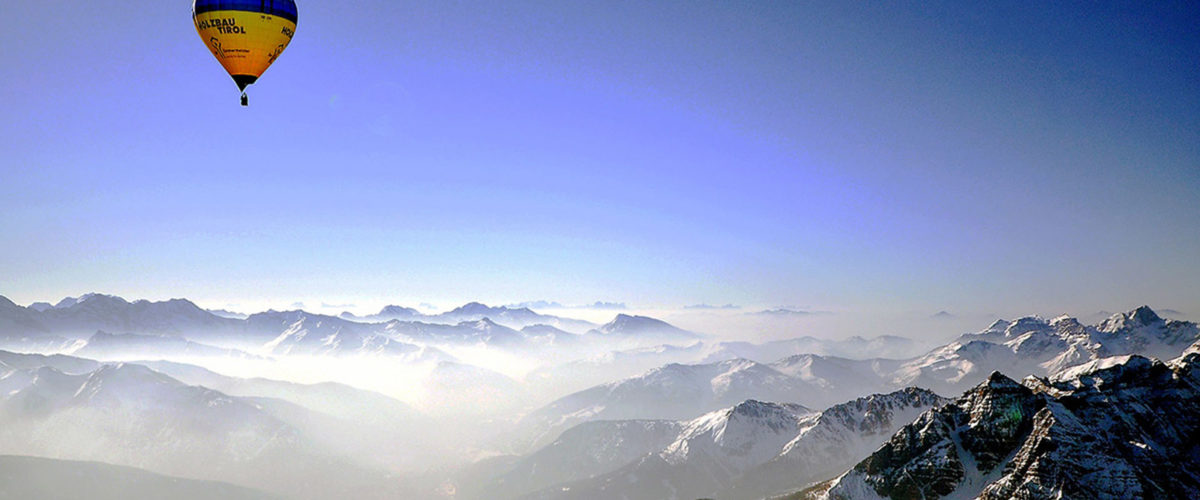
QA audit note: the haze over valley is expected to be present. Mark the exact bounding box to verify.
[2,293,1198,498]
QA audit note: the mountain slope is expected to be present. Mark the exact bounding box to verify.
[0,455,280,500]
[524,343,707,398]
[0,295,48,336]
[480,420,684,499]
[255,310,452,360]
[587,314,702,344]
[0,350,100,374]
[700,336,924,364]
[37,295,242,339]
[522,388,945,500]
[543,400,815,500]
[517,358,824,451]
[384,317,528,348]
[72,331,263,360]
[0,362,421,499]
[134,359,420,427]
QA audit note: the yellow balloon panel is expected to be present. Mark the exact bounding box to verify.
[194,10,296,80]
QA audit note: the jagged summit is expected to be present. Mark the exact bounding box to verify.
[379,304,417,315]
[983,370,1020,389]
[984,318,1010,333]
[1130,304,1162,324]
[1098,304,1164,333]
[463,317,500,328]
[1002,315,1048,338]
[448,302,490,315]
[728,398,810,420]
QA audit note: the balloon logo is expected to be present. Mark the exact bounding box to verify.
[193,0,298,106]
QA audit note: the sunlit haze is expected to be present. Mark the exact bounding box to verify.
[2,4,1200,498]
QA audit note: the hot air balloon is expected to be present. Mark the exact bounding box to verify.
[192,0,298,106]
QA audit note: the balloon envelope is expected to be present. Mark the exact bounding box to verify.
[193,0,298,91]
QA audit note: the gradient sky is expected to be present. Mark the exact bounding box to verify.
[2,1,1198,331]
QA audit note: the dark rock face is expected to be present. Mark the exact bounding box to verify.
[980,354,1200,500]
[855,411,965,498]
[827,350,1200,500]
[852,372,1046,499]
[956,372,1041,472]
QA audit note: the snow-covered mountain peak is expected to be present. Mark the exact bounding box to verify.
[1048,314,1078,328]
[152,298,207,313]
[1049,354,1140,384]
[75,293,131,308]
[1184,340,1200,357]
[600,314,670,333]
[956,338,1008,360]
[727,399,812,424]
[983,318,1010,334]
[1098,304,1164,333]
[1002,315,1049,338]
[714,356,766,372]
[663,399,811,467]
[448,302,495,315]
[521,324,560,333]
[527,387,948,500]
[636,361,709,384]
[1129,304,1163,324]
[816,387,944,422]
[1049,314,1089,339]
[464,317,500,329]
[585,314,700,345]
[379,304,419,316]
[677,399,810,439]
[52,293,123,310]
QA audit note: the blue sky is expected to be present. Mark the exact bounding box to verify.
[2,1,1198,332]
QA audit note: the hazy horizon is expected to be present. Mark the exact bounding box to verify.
[5,290,1191,345]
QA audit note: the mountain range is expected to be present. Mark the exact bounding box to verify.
[475,388,945,500]
[520,306,1200,451]
[0,294,703,360]
[811,341,1200,499]
[0,352,429,498]
[2,297,1199,500]
[343,302,597,333]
